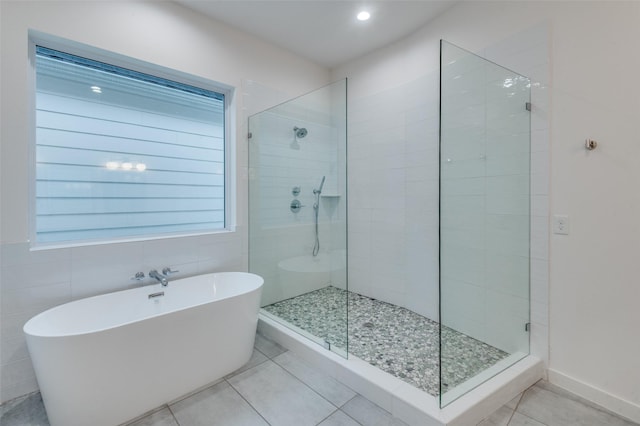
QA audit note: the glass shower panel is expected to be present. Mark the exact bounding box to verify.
[248,79,348,357]
[439,41,531,406]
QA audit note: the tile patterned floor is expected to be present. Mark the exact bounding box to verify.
[479,380,639,426]
[1,333,638,426]
[263,286,508,396]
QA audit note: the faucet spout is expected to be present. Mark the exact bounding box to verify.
[149,270,168,286]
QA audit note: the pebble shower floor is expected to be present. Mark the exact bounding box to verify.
[264,286,508,396]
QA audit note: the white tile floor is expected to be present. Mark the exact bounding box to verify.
[0,333,638,426]
[477,380,638,426]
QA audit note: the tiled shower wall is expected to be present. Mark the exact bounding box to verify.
[344,24,549,363]
[484,25,550,364]
[348,75,440,320]
[248,83,347,307]
[249,110,338,229]
[440,41,533,356]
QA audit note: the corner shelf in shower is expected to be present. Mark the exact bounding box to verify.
[320,193,340,198]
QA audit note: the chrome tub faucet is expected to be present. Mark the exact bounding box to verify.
[149,270,168,287]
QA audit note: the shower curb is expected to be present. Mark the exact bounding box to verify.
[258,314,543,426]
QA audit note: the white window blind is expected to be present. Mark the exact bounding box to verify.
[35,46,226,244]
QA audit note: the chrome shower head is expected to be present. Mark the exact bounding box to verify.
[293,126,308,139]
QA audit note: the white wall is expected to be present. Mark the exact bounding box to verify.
[335,1,640,420]
[0,0,330,403]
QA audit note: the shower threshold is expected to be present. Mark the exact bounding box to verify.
[258,312,543,425]
[262,286,508,396]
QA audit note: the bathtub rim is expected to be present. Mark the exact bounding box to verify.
[23,271,263,339]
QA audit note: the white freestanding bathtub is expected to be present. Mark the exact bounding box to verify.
[24,272,263,426]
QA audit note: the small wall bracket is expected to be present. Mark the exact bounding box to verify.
[525,102,532,112]
[585,139,598,150]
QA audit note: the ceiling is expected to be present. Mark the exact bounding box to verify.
[175,1,457,68]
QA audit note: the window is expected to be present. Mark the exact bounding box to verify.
[34,46,230,245]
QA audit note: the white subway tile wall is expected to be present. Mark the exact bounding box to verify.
[248,81,347,307]
[442,26,549,358]
[348,73,441,321]
[346,24,550,365]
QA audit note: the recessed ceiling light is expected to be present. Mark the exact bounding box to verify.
[90,85,102,93]
[357,11,370,21]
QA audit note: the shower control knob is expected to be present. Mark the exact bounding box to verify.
[292,186,301,196]
[290,199,304,213]
[162,267,179,276]
[131,272,145,281]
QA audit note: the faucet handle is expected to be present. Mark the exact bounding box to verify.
[162,267,179,276]
[131,272,145,281]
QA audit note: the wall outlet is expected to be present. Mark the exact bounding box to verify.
[553,214,570,235]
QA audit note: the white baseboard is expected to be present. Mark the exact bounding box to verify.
[547,369,640,423]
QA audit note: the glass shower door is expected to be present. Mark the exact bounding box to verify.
[248,80,348,357]
[439,40,531,406]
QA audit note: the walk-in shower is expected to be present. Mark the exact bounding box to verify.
[249,40,536,424]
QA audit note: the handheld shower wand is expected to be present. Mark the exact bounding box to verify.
[313,176,325,195]
[312,176,325,257]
